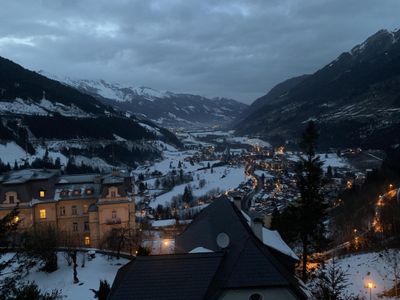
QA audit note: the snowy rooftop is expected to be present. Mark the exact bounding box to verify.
[151,219,177,228]
[0,169,60,185]
[57,174,100,184]
[151,219,192,228]
[241,210,298,260]
[54,184,101,201]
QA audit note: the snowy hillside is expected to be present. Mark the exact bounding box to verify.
[61,77,169,103]
[42,73,248,129]
[310,250,400,299]
[0,56,182,168]
[235,29,400,150]
[0,98,91,118]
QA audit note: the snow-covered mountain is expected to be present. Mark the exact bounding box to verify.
[44,75,248,129]
[0,56,181,169]
[235,29,400,150]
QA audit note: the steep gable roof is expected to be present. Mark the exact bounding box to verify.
[175,196,307,299]
[109,196,309,299]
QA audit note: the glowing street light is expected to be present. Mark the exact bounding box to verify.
[366,281,376,300]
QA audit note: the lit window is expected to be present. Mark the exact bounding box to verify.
[84,236,90,246]
[39,190,45,198]
[61,190,69,197]
[72,222,78,232]
[112,210,117,219]
[85,189,93,195]
[71,205,78,215]
[59,206,66,216]
[73,189,81,196]
[83,204,88,214]
[39,209,46,219]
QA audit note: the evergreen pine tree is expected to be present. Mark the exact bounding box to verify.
[279,121,327,282]
[54,157,61,169]
[326,165,333,179]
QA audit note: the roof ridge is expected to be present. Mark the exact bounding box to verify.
[230,200,308,299]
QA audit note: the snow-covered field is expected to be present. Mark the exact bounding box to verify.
[0,142,68,166]
[150,166,246,208]
[0,141,113,170]
[1,252,127,299]
[339,251,397,299]
[226,137,271,148]
[312,251,399,299]
[321,153,349,170]
[287,153,349,171]
[254,170,274,179]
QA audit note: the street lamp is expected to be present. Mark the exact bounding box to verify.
[159,239,170,254]
[366,281,376,300]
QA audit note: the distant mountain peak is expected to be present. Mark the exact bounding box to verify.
[52,77,248,129]
[350,28,399,56]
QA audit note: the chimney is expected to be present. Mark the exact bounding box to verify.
[233,196,242,210]
[111,168,119,177]
[263,215,272,229]
[251,217,264,242]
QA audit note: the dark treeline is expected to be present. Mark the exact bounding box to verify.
[0,120,35,154]
[0,153,101,175]
[25,115,157,140]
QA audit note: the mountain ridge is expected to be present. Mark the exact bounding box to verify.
[0,56,181,168]
[235,28,400,150]
[43,73,248,129]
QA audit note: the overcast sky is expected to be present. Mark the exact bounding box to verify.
[0,0,399,103]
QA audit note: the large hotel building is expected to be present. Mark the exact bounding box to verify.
[0,169,136,248]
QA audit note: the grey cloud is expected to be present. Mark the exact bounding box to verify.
[0,0,399,103]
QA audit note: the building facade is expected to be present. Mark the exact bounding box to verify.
[0,169,135,249]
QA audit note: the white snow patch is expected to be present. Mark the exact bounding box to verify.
[189,247,213,253]
[1,252,127,299]
[262,228,299,260]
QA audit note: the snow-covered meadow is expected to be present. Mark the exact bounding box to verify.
[310,251,400,299]
[287,153,349,171]
[1,252,127,299]
[149,165,247,208]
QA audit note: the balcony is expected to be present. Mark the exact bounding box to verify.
[105,217,121,225]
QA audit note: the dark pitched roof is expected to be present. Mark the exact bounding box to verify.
[109,197,309,300]
[108,253,224,300]
[175,196,307,299]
